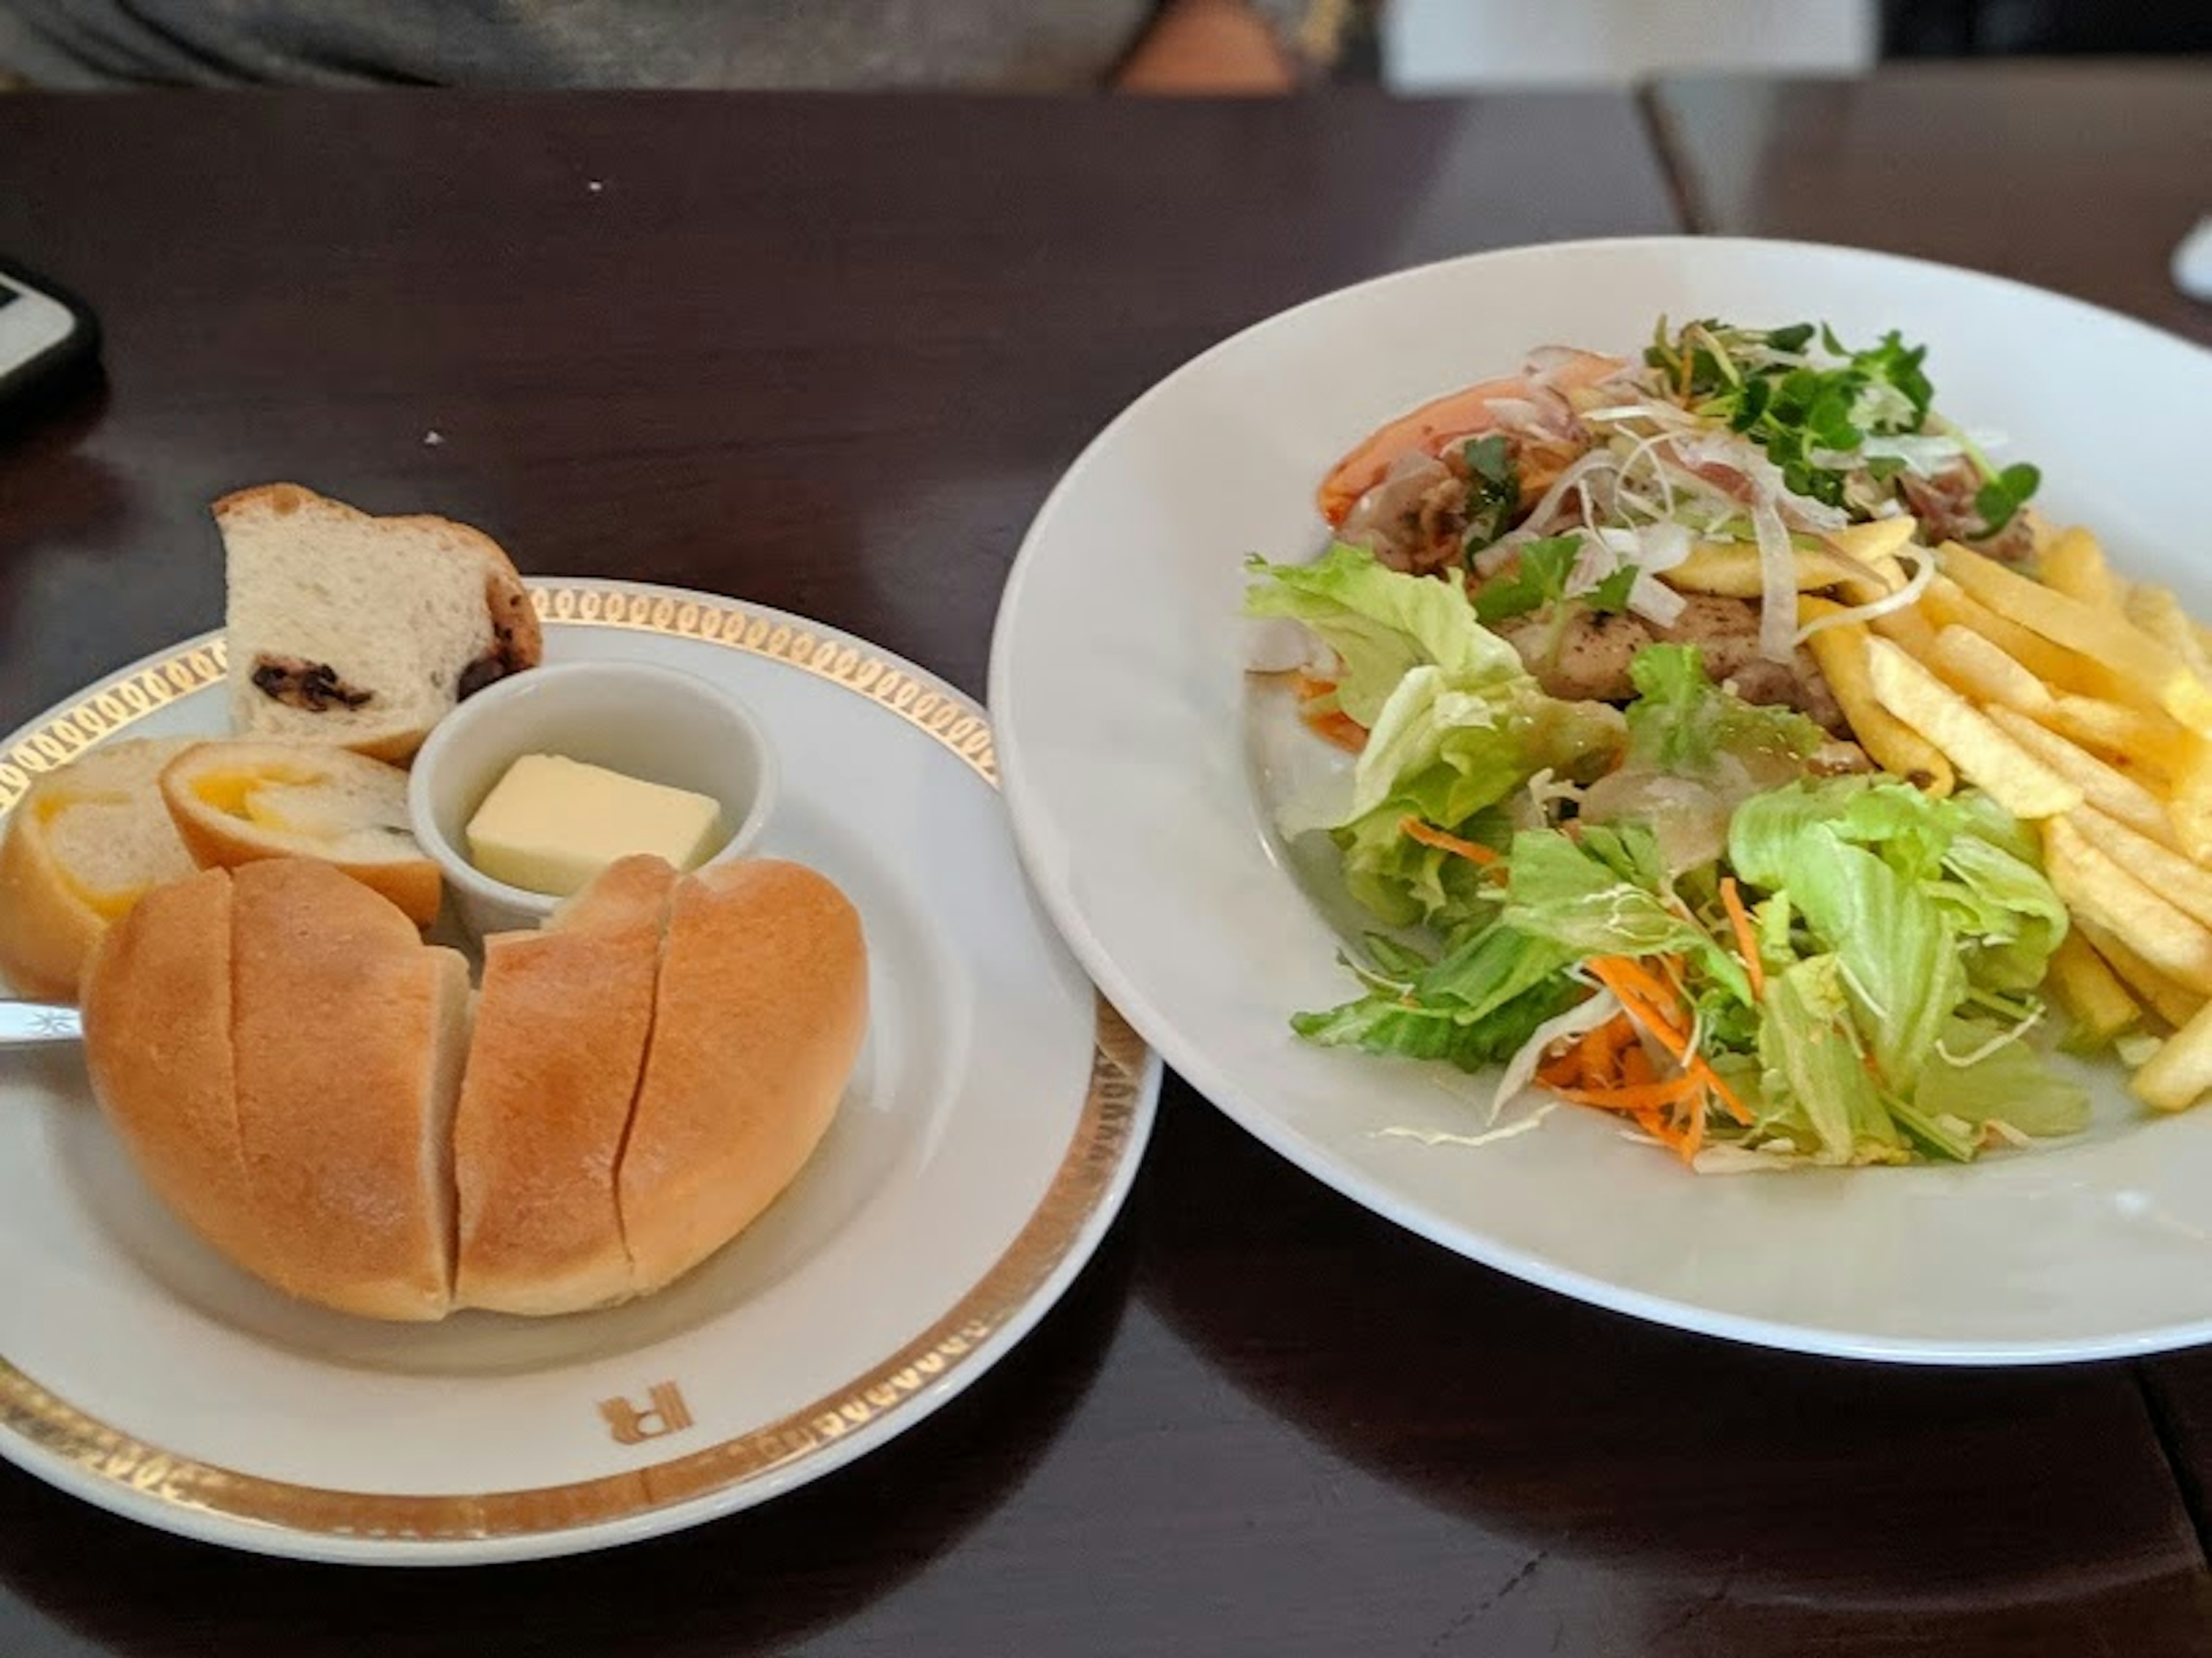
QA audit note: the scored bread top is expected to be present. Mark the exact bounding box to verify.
[229,858,467,1322]
[78,851,866,1322]
[452,855,677,1316]
[217,483,542,764]
[81,868,266,1275]
[617,859,868,1296]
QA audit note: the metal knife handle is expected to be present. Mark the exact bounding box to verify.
[0,1001,83,1047]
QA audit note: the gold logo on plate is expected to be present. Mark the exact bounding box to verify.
[599,1382,694,1445]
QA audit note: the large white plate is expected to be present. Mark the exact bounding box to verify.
[0,581,1158,1562]
[990,236,2212,1365]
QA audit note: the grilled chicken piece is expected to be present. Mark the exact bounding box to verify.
[1494,595,1846,731]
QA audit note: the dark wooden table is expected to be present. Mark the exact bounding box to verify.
[1646,62,2212,349]
[2,79,2209,1656]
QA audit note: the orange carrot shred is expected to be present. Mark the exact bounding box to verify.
[1399,817,1499,866]
[1719,877,1764,1000]
[1586,957,1688,1037]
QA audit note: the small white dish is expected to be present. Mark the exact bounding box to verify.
[408,659,779,938]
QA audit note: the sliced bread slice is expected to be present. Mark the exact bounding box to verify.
[0,735,202,1000]
[617,860,868,1296]
[452,855,677,1316]
[160,739,441,927]
[82,868,266,1277]
[217,483,543,763]
[229,859,471,1322]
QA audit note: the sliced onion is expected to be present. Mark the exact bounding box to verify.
[1377,1103,1560,1151]
[1489,988,1620,1123]
[1791,550,1936,646]
[1751,498,1797,663]
[1628,571,1688,627]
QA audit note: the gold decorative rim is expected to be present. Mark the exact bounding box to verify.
[0,582,1150,1547]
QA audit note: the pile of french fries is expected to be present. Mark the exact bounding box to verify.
[1768,518,2212,1113]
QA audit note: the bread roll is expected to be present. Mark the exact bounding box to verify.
[160,739,441,926]
[452,855,676,1315]
[218,483,543,763]
[619,860,868,1296]
[0,736,200,1000]
[82,868,266,1273]
[80,853,865,1321]
[229,859,470,1321]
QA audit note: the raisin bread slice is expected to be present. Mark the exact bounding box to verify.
[217,483,542,763]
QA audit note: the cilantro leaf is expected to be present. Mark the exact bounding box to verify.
[1973,461,2041,534]
[1587,563,1638,613]
[1471,534,1638,627]
[1472,534,1578,624]
[1459,434,1520,560]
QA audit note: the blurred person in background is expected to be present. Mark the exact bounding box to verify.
[0,0,1368,90]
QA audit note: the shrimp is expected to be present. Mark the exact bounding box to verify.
[1316,349,1628,527]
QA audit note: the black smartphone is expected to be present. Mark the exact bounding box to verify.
[0,257,101,416]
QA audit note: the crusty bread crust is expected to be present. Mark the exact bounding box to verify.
[453,856,675,1315]
[0,794,105,1000]
[0,737,200,1000]
[618,860,868,1295]
[82,868,268,1276]
[229,859,461,1321]
[158,741,442,927]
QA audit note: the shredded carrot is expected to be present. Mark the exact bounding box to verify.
[1552,1074,1709,1111]
[1586,957,1689,1038]
[1293,674,1368,753]
[1399,817,1499,866]
[1719,877,1764,999]
[1300,707,1368,753]
[1544,958,1754,1145]
[1619,1041,1657,1088]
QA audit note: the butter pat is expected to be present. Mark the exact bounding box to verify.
[466,754,725,896]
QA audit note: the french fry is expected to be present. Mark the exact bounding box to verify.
[2037,694,2192,779]
[1982,706,2183,851]
[2047,931,2141,1053]
[2161,733,2212,865]
[1824,518,1921,591]
[1868,602,1942,661]
[2124,583,2212,685]
[1797,597,1953,794]
[1865,639,2081,819]
[2065,807,2212,932]
[1919,575,2118,700]
[2038,526,2125,614]
[1927,624,2054,714]
[2076,919,2205,1031]
[2041,817,2212,996]
[1665,542,1895,604]
[2130,998,2212,1112]
[1942,542,2212,735]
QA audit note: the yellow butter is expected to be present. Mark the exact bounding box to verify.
[465,754,724,897]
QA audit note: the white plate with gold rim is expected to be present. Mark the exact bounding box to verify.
[990,236,2212,1365]
[0,580,1158,1564]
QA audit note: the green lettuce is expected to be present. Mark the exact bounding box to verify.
[1248,545,1624,925]
[1244,542,1527,726]
[1290,921,1582,1072]
[1622,643,1827,775]
[1758,956,1908,1166]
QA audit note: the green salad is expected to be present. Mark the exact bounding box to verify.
[1249,319,2096,1169]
